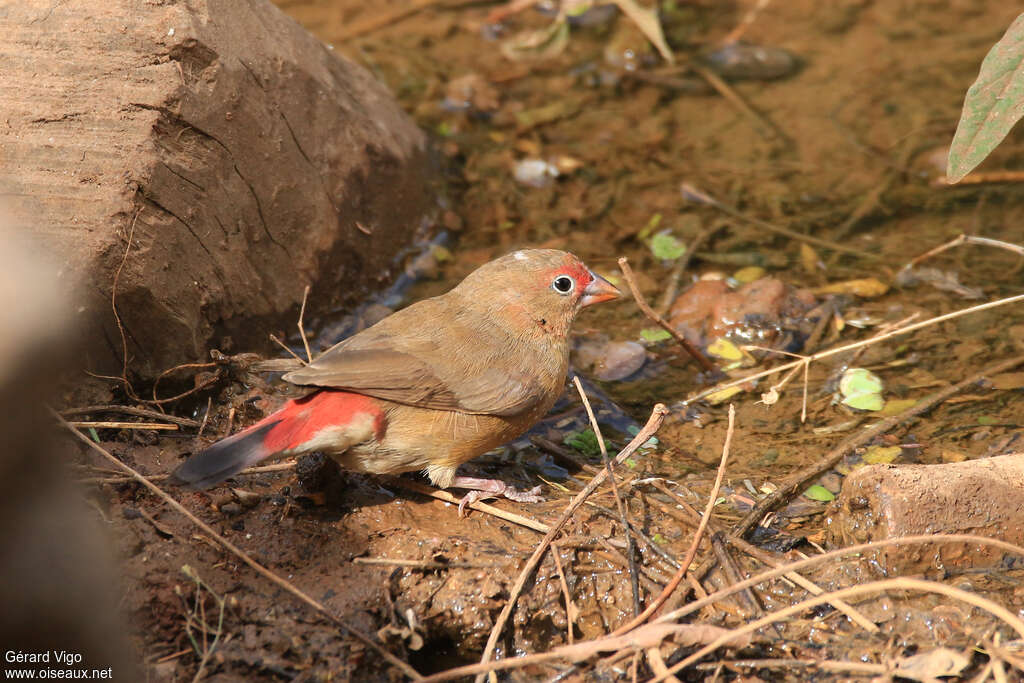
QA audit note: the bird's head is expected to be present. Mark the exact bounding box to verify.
[452,249,620,338]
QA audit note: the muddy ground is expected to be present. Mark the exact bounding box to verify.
[63,0,1024,680]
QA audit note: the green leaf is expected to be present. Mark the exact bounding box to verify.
[649,231,686,260]
[977,415,998,425]
[640,328,672,342]
[651,532,667,544]
[803,484,836,502]
[563,429,601,457]
[947,13,1024,183]
[839,368,885,412]
[88,427,100,443]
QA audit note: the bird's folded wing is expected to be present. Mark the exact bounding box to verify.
[282,302,547,417]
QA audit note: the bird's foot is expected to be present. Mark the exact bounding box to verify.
[451,477,543,517]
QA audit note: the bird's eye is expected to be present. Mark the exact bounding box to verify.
[552,275,575,295]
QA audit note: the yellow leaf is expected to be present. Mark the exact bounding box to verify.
[814,278,890,298]
[876,398,918,416]
[800,243,819,274]
[862,445,901,465]
[705,386,743,405]
[732,266,765,283]
[941,450,968,463]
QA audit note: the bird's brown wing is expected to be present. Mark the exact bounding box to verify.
[281,299,555,417]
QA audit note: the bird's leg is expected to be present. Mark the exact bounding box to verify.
[450,476,543,517]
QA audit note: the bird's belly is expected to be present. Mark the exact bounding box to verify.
[338,404,542,476]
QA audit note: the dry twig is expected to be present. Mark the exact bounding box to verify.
[573,375,641,616]
[618,257,715,372]
[681,182,876,258]
[388,478,550,533]
[474,404,669,682]
[732,353,1024,539]
[61,404,200,428]
[653,577,1024,682]
[686,294,1024,405]
[611,405,735,637]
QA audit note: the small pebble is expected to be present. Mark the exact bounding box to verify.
[703,42,800,81]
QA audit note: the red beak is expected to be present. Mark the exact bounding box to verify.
[580,271,621,307]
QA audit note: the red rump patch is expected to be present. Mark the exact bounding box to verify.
[262,391,385,453]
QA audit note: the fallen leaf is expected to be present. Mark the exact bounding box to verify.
[839,368,885,412]
[876,398,918,416]
[814,278,890,298]
[947,13,1024,183]
[704,385,743,405]
[640,328,672,342]
[799,243,820,274]
[649,231,686,260]
[611,0,674,64]
[893,647,969,682]
[862,445,901,465]
[732,266,766,283]
[803,484,835,502]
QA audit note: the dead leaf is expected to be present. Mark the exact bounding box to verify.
[814,278,890,298]
[611,0,674,64]
[553,623,749,663]
[893,647,969,682]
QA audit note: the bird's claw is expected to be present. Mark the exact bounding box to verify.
[455,482,544,517]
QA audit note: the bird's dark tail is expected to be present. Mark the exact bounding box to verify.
[171,420,280,489]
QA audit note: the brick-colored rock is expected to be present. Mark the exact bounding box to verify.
[827,454,1024,573]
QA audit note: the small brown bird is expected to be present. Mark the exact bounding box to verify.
[172,249,619,510]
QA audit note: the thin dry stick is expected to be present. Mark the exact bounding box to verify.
[732,353,1024,539]
[551,550,576,645]
[298,284,313,364]
[653,533,1024,628]
[61,405,200,428]
[618,257,715,372]
[611,405,736,638]
[474,404,669,683]
[899,233,1024,272]
[939,169,1024,186]
[653,577,1024,682]
[691,65,790,144]
[151,362,221,405]
[573,376,641,616]
[388,479,551,534]
[269,334,307,365]
[416,535,1024,683]
[722,0,773,44]
[655,220,727,316]
[686,294,1024,405]
[55,413,422,681]
[680,182,876,259]
[113,209,141,400]
[68,421,178,431]
[424,623,713,683]
[197,397,212,437]
[694,659,886,675]
[723,534,878,634]
[353,558,507,570]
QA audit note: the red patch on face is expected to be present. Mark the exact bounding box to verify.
[263,390,386,452]
[551,255,593,293]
